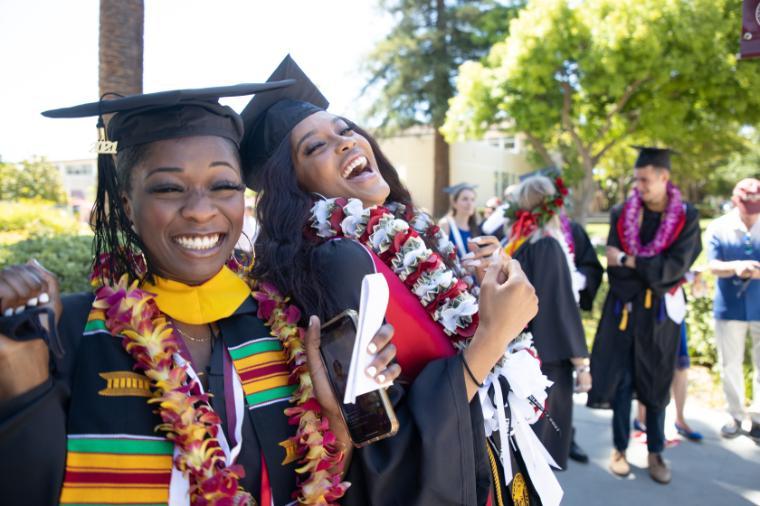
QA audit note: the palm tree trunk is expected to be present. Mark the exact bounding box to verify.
[99,0,144,98]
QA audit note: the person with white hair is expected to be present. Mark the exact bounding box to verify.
[504,174,591,470]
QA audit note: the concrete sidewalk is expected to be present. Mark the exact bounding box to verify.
[555,395,760,505]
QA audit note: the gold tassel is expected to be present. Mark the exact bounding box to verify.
[618,306,629,331]
[644,289,652,309]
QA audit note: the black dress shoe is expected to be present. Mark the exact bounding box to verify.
[569,439,589,463]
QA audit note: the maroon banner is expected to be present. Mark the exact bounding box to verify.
[741,0,760,59]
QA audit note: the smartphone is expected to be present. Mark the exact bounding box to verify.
[319,309,399,447]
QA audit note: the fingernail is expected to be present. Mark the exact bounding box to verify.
[367,342,378,354]
[366,366,377,377]
[26,297,38,307]
[3,308,13,317]
[14,306,25,315]
[376,374,386,384]
[465,260,482,267]
[39,293,50,304]
[462,252,475,260]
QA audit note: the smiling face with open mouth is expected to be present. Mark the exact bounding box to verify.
[290,111,390,208]
[122,135,245,285]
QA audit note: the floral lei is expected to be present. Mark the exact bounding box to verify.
[619,181,685,257]
[90,259,348,505]
[504,176,570,256]
[308,197,479,340]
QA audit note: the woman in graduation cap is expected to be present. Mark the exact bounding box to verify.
[0,82,409,506]
[242,56,562,506]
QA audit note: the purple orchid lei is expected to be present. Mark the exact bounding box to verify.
[559,213,575,254]
[621,182,684,257]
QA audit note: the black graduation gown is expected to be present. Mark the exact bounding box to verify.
[513,236,588,469]
[570,221,604,311]
[0,250,492,506]
[315,239,540,506]
[587,203,701,411]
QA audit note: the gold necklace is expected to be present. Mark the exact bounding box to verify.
[171,321,212,343]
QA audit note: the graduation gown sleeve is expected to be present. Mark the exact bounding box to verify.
[312,238,491,506]
[0,292,93,506]
[570,221,604,311]
[515,236,588,363]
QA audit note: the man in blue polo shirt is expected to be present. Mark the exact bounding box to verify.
[707,178,760,441]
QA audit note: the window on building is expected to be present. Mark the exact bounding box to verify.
[65,164,94,176]
[493,171,519,198]
[487,137,517,151]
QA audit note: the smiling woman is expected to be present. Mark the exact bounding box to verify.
[243,56,560,506]
[0,81,406,506]
[122,136,245,284]
[290,111,390,208]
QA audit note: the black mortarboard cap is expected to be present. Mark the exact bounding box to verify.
[443,182,478,195]
[42,81,294,151]
[240,55,329,189]
[632,145,673,170]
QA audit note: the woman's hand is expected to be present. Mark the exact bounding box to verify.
[303,317,401,468]
[462,236,501,284]
[476,256,538,350]
[462,256,538,399]
[0,260,61,400]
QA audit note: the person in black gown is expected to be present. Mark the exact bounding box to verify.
[242,56,558,505]
[588,146,702,485]
[506,175,591,470]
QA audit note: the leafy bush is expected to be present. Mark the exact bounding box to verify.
[0,200,81,236]
[686,293,717,367]
[0,159,67,204]
[0,234,93,293]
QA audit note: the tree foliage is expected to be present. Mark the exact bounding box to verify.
[443,0,760,220]
[365,0,525,215]
[0,158,68,204]
[365,0,523,130]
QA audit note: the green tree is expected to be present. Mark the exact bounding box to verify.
[443,0,760,222]
[0,158,67,204]
[364,0,525,216]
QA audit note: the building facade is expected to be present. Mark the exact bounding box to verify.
[377,128,536,215]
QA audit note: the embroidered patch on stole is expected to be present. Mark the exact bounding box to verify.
[59,435,174,505]
[228,337,295,409]
[98,371,153,398]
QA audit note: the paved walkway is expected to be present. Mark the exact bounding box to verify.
[556,395,760,505]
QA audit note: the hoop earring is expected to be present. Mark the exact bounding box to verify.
[229,231,254,273]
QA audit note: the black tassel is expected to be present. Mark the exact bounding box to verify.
[91,151,145,284]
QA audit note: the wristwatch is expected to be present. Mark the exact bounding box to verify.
[617,251,628,267]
